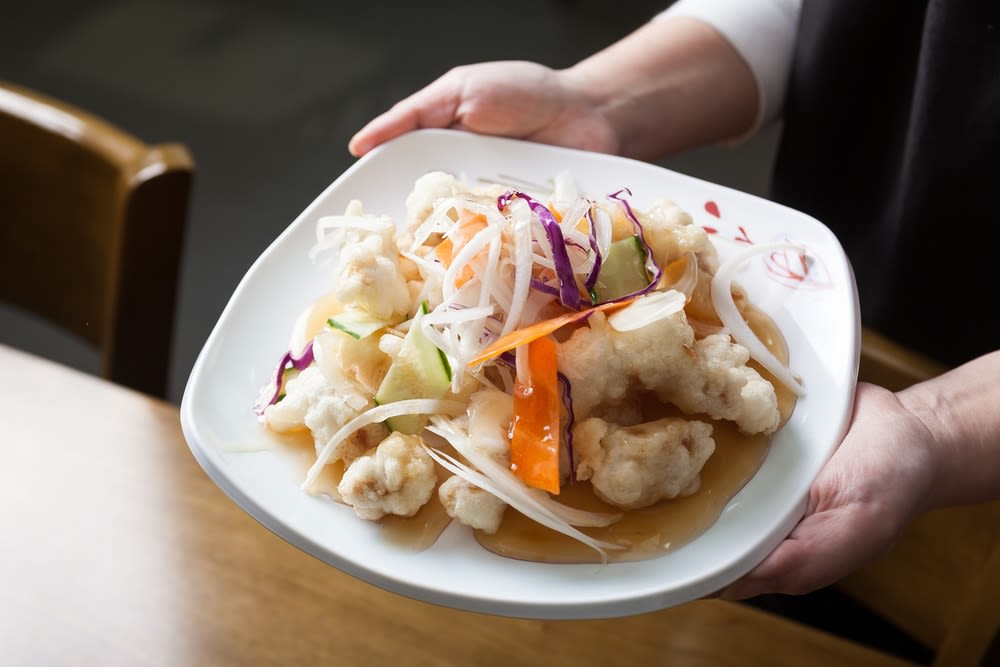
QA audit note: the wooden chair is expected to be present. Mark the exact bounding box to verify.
[0,80,193,399]
[832,328,1000,667]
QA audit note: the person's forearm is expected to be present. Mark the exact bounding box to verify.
[899,349,1000,510]
[560,16,759,161]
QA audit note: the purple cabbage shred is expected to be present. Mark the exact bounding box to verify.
[253,340,315,415]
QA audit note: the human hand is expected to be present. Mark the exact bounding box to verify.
[720,382,936,599]
[348,61,621,158]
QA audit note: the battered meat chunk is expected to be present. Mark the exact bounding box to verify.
[263,365,383,464]
[642,197,719,271]
[558,310,780,435]
[333,229,411,322]
[338,433,437,520]
[404,171,462,233]
[574,417,715,510]
[312,328,390,397]
[436,387,512,532]
[438,476,507,534]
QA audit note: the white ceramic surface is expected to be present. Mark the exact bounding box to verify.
[180,129,860,620]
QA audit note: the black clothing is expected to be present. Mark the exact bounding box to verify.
[771,0,1000,367]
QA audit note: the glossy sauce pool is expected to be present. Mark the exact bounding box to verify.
[275,304,796,562]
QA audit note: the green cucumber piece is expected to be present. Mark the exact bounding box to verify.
[593,235,650,302]
[328,308,390,340]
[373,302,452,434]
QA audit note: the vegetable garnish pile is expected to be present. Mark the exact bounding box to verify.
[255,171,802,561]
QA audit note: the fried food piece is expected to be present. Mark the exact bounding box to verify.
[263,365,383,464]
[438,475,507,534]
[558,310,780,435]
[642,197,719,271]
[404,171,462,233]
[574,417,715,510]
[334,229,412,322]
[338,432,437,520]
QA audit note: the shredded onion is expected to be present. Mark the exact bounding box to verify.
[498,190,583,310]
[421,305,494,387]
[442,224,501,301]
[301,399,466,490]
[501,211,533,335]
[605,189,663,303]
[435,395,620,529]
[607,289,686,332]
[422,445,622,562]
[711,242,806,395]
[551,169,579,210]
[661,253,699,300]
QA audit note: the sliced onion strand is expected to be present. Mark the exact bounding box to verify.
[710,242,806,395]
[302,399,466,490]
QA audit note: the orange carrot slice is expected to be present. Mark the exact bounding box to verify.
[510,336,562,494]
[439,212,488,262]
[434,212,488,287]
[468,298,634,366]
[433,237,455,265]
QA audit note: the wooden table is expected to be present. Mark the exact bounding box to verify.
[0,344,914,666]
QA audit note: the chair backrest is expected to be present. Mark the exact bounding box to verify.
[838,328,1000,667]
[0,81,193,398]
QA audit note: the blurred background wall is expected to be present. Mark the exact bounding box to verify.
[0,0,780,403]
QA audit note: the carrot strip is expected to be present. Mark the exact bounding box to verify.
[433,237,455,265]
[468,298,634,366]
[510,336,561,494]
[435,212,488,287]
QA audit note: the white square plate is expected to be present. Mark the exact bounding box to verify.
[180,129,859,620]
